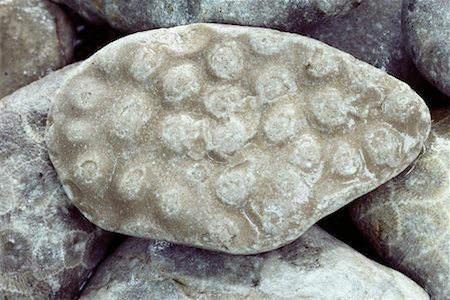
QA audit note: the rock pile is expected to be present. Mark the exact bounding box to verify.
[0,0,448,298]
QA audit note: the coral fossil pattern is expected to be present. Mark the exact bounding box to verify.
[47,24,431,254]
[0,65,115,299]
[351,115,450,300]
[80,226,429,300]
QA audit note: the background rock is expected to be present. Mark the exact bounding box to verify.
[402,0,450,98]
[80,226,429,300]
[350,114,450,300]
[47,24,430,254]
[0,0,74,98]
[0,64,118,299]
[52,0,362,32]
[298,0,419,87]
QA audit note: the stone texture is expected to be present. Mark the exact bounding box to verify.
[52,0,362,32]
[350,114,450,300]
[0,64,117,299]
[47,24,431,254]
[298,0,418,85]
[80,226,429,300]
[402,0,450,97]
[0,0,74,98]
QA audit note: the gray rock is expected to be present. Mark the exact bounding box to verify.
[298,0,418,85]
[52,0,362,32]
[46,23,431,255]
[0,0,74,98]
[402,0,450,97]
[350,114,450,300]
[80,226,429,300]
[0,64,117,299]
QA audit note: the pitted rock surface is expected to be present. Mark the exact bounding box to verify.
[299,0,419,85]
[47,24,431,254]
[0,0,74,98]
[52,0,362,32]
[350,115,450,300]
[0,64,116,299]
[402,0,450,97]
[80,226,429,300]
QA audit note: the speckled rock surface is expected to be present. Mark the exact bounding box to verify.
[80,226,429,300]
[298,0,418,85]
[0,64,117,299]
[402,0,450,97]
[47,24,431,255]
[350,115,450,300]
[0,0,74,98]
[52,0,362,32]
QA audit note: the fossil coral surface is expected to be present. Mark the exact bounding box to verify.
[80,226,429,300]
[47,24,431,254]
[0,64,116,298]
[351,114,450,300]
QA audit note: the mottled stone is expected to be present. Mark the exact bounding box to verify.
[52,0,362,32]
[402,0,450,97]
[350,115,450,300]
[0,0,74,98]
[298,0,418,85]
[80,226,429,300]
[0,64,117,299]
[47,24,431,254]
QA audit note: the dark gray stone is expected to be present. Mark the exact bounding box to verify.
[0,64,117,299]
[402,0,450,98]
[52,0,362,32]
[80,226,428,300]
[298,0,419,85]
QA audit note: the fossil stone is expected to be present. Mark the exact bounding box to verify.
[80,226,429,300]
[47,24,431,254]
[52,0,362,32]
[0,64,117,299]
[402,0,450,97]
[298,0,419,85]
[0,0,74,98]
[350,114,450,300]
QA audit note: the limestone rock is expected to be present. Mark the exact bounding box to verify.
[0,0,74,98]
[47,24,431,254]
[80,226,429,300]
[298,0,418,85]
[402,0,450,97]
[350,115,450,300]
[0,64,117,299]
[52,0,362,32]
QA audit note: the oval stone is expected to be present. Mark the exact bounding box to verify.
[47,24,431,254]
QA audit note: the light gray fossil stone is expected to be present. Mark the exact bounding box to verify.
[0,64,117,299]
[47,24,431,254]
[0,0,74,99]
[402,0,450,97]
[80,226,429,300]
[350,114,450,300]
[52,0,362,32]
[298,0,419,85]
